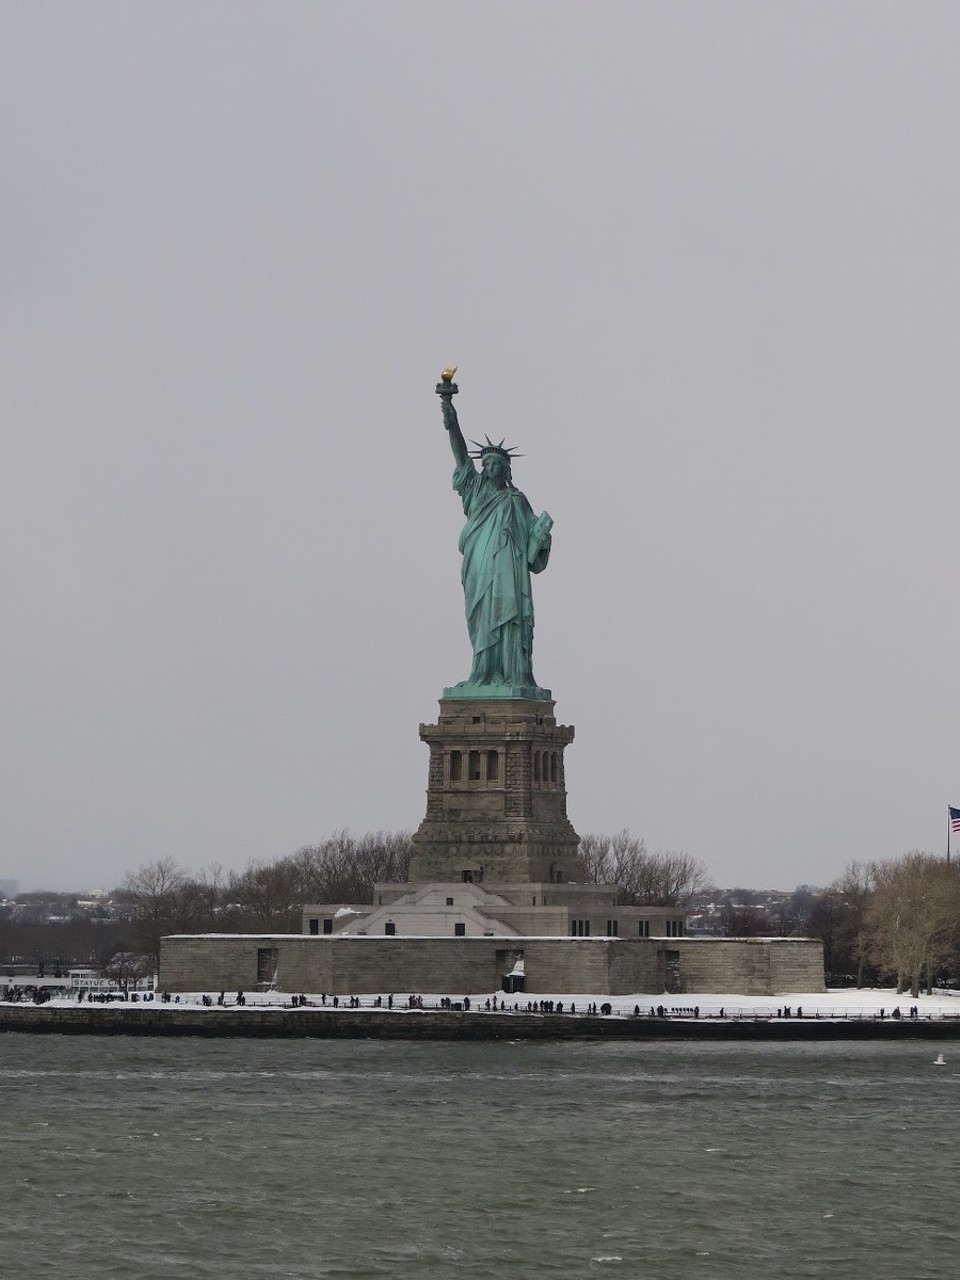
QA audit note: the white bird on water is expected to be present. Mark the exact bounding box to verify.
[934,1052,946,1066]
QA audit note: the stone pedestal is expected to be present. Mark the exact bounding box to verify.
[409,697,580,884]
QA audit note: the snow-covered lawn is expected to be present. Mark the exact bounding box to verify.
[12,986,960,1020]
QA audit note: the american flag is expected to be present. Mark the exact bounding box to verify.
[950,807,960,833]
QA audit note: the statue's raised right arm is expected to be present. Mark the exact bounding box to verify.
[436,370,469,469]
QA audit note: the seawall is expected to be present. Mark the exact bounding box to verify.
[3,1005,960,1041]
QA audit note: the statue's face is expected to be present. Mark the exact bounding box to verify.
[482,453,510,486]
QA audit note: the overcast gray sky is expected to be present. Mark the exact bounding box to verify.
[2,3,959,893]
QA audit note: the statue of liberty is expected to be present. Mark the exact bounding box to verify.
[436,370,553,697]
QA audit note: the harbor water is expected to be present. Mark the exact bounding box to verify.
[1,1033,957,1279]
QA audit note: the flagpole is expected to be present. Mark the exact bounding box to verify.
[949,806,952,867]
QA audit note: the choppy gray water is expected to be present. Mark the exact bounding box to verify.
[1,1034,957,1280]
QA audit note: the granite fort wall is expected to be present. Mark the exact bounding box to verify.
[160,935,825,996]
[161,936,513,995]
[666,939,826,995]
[521,939,614,993]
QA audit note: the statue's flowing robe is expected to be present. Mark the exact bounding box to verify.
[453,460,550,687]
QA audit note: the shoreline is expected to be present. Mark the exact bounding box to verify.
[4,1003,960,1041]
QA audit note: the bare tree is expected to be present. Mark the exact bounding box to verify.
[866,853,960,996]
[804,890,848,975]
[640,850,709,907]
[229,858,306,932]
[836,860,874,987]
[121,858,208,967]
[104,949,153,993]
[290,830,412,904]
[576,833,615,885]
[228,830,415,930]
[576,831,708,906]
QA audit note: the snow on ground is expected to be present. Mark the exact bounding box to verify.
[12,987,960,1019]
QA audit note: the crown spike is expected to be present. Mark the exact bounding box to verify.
[468,435,522,463]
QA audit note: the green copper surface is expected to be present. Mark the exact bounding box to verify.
[436,376,553,701]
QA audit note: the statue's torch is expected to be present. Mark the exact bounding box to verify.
[436,366,459,398]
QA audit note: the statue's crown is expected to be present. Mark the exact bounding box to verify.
[470,435,522,462]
